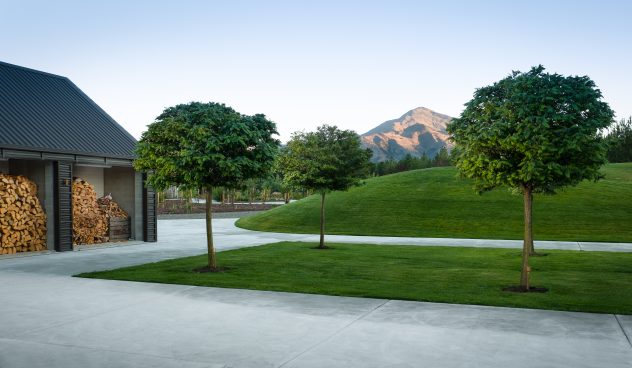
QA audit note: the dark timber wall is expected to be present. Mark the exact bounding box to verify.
[54,162,73,251]
[143,174,157,242]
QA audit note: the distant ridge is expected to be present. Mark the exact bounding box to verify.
[361,107,453,162]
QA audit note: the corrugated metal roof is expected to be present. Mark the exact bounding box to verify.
[0,61,137,159]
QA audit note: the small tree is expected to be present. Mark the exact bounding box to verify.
[604,117,632,163]
[278,125,372,248]
[447,66,613,290]
[135,102,279,271]
[433,146,451,167]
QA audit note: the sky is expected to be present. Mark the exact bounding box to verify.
[1,0,631,142]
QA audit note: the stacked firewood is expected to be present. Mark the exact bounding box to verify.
[0,174,47,254]
[72,178,109,245]
[72,179,129,245]
[97,194,128,219]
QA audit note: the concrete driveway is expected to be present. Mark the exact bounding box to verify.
[1,219,631,367]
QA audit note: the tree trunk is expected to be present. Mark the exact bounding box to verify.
[186,189,192,214]
[205,187,217,270]
[528,187,536,255]
[520,186,533,290]
[319,192,326,249]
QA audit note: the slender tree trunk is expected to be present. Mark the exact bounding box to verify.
[319,192,326,249]
[528,188,536,255]
[520,186,533,290]
[205,186,217,270]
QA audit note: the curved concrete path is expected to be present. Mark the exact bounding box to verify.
[1,218,631,368]
[214,218,632,252]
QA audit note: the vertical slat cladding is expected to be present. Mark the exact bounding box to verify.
[143,173,157,242]
[54,162,73,251]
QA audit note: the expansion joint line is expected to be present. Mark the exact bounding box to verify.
[276,299,391,368]
[614,315,632,349]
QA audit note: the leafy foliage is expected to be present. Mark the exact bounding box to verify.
[604,117,632,163]
[135,101,279,269]
[447,65,614,194]
[277,125,372,248]
[135,102,280,190]
[448,65,614,289]
[277,125,372,193]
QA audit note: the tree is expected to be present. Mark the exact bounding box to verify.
[447,66,614,291]
[269,158,294,204]
[278,125,372,248]
[604,117,632,163]
[433,146,451,167]
[135,102,279,271]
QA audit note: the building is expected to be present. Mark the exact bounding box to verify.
[0,61,156,252]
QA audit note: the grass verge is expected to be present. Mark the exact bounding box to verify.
[236,163,632,242]
[77,242,632,314]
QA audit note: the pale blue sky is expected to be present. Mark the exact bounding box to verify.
[1,0,630,141]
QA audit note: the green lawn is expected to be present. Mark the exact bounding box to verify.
[77,242,632,315]
[236,163,632,242]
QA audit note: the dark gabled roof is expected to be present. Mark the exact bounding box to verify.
[0,61,137,159]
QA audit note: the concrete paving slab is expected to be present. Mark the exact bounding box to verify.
[286,311,632,368]
[1,218,631,368]
[616,314,632,348]
[358,300,628,341]
[0,338,219,368]
[579,241,632,252]
[0,273,194,337]
[4,274,631,368]
[282,301,632,368]
[1,272,387,368]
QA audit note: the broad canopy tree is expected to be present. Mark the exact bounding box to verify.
[447,66,614,290]
[135,102,279,271]
[278,125,372,249]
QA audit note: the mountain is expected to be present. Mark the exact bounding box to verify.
[361,107,453,162]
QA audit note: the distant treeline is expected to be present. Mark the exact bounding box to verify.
[369,116,632,177]
[370,146,451,176]
[604,117,632,163]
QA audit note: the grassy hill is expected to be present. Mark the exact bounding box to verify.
[236,163,632,242]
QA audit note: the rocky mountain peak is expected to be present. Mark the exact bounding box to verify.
[361,107,453,162]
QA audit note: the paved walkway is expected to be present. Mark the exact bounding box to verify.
[1,219,631,367]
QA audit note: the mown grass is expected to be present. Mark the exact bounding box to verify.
[236,163,632,242]
[77,242,632,314]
